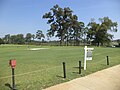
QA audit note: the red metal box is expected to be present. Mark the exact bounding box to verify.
[9,60,16,68]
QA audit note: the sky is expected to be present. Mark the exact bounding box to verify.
[0,0,120,40]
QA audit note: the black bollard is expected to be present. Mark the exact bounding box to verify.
[63,62,66,78]
[79,61,81,74]
[9,60,16,90]
[107,56,109,65]
[12,68,16,90]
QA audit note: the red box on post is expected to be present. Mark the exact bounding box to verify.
[9,60,16,68]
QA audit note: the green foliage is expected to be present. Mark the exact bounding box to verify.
[87,17,118,46]
[25,33,33,42]
[1,31,44,45]
[43,4,84,46]
[32,34,35,41]
[36,30,45,41]
[117,39,120,46]
[15,34,25,44]
[0,38,4,44]
[3,34,11,44]
[10,35,17,44]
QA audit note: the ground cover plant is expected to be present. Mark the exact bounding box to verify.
[0,45,120,90]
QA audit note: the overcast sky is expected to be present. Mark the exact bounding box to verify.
[0,0,120,40]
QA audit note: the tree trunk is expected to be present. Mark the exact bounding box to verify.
[66,34,69,46]
[60,36,63,46]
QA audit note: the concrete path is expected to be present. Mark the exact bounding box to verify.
[44,65,120,90]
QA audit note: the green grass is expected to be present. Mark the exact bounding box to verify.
[0,45,120,90]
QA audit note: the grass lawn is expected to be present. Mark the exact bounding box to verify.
[0,45,120,90]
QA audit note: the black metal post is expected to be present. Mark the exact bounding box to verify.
[63,62,66,78]
[79,61,81,74]
[107,56,109,65]
[12,68,16,90]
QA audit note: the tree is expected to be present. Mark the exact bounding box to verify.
[3,34,11,44]
[16,34,25,44]
[32,34,35,41]
[0,38,4,45]
[10,35,17,44]
[70,15,85,46]
[36,30,45,45]
[43,4,73,46]
[43,4,84,46]
[87,17,118,46]
[117,39,120,46]
[87,21,99,45]
[25,33,32,43]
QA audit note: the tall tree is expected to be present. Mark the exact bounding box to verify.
[36,30,45,45]
[43,4,84,46]
[70,15,84,46]
[87,17,118,46]
[43,4,73,46]
[87,21,99,45]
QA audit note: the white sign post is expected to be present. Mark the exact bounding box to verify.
[84,46,94,70]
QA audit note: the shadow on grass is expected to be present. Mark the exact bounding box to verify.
[72,72,79,74]
[56,75,64,78]
[73,67,84,69]
[5,83,12,89]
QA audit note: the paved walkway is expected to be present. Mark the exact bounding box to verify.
[44,65,120,90]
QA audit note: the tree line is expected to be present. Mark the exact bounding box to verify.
[0,30,45,45]
[0,5,118,46]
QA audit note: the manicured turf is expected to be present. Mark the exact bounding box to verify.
[0,45,120,90]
